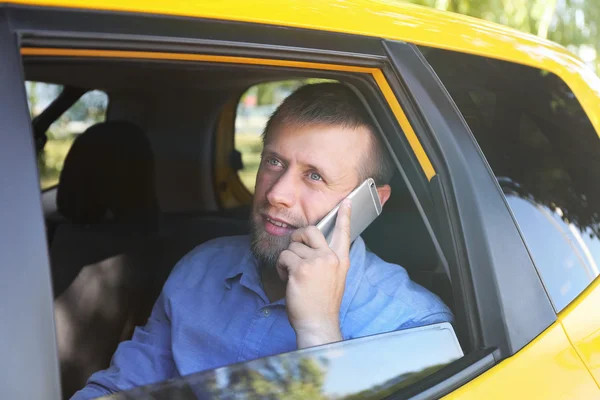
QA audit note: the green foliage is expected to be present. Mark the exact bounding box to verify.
[225,357,329,400]
[37,137,75,189]
[341,363,447,400]
[28,85,108,189]
[403,0,599,74]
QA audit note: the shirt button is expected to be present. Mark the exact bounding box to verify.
[262,308,271,317]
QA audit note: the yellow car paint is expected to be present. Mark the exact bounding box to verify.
[11,2,600,397]
[442,323,600,399]
[560,277,600,387]
[5,0,600,135]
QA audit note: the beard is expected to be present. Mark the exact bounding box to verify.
[250,204,307,272]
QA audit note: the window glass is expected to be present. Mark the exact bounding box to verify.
[103,323,462,399]
[25,82,109,189]
[234,79,334,193]
[421,48,600,311]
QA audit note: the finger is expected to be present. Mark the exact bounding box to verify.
[276,249,302,281]
[290,226,329,250]
[330,198,352,258]
[288,241,315,259]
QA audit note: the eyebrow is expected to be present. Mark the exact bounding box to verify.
[263,148,332,181]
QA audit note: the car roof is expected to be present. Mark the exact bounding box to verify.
[2,0,575,61]
[5,0,600,130]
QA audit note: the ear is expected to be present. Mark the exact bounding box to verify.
[376,184,392,207]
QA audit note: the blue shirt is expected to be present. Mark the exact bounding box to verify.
[73,235,452,399]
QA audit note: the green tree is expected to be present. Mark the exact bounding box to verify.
[225,356,329,400]
[403,0,600,74]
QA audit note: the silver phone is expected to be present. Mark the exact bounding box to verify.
[316,178,382,244]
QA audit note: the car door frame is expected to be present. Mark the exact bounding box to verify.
[381,40,557,356]
[0,9,62,400]
[2,4,560,399]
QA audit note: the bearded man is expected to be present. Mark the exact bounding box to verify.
[73,83,452,399]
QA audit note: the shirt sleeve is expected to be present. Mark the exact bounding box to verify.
[71,291,176,399]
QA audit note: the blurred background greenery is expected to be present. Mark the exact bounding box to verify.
[404,0,599,74]
[27,82,108,189]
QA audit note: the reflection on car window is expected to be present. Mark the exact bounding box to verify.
[505,189,599,310]
[421,47,600,311]
[106,323,462,400]
[25,82,109,190]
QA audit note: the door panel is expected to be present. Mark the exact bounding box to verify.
[0,10,61,400]
[443,323,599,399]
[560,277,600,386]
[382,40,557,356]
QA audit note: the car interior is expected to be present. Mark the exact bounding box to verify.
[24,57,458,399]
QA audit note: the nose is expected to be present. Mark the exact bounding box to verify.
[266,169,297,209]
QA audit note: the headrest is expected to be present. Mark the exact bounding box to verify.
[57,121,158,224]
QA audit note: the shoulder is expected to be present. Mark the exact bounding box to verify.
[163,235,251,291]
[344,250,453,337]
[365,252,452,319]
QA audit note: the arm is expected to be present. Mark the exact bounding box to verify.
[71,291,176,399]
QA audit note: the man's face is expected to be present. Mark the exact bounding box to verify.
[250,122,371,270]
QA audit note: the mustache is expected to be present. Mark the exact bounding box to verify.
[255,205,308,229]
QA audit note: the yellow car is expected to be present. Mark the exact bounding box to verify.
[1,0,599,399]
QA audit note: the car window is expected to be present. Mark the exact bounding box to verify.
[25,82,109,190]
[234,79,334,193]
[105,323,462,400]
[420,47,600,311]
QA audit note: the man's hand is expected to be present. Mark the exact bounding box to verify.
[276,199,352,349]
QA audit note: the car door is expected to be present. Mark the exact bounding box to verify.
[5,6,492,398]
[3,2,599,399]
[382,41,600,398]
[0,9,62,400]
[561,279,600,385]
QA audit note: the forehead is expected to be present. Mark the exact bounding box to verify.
[264,122,371,176]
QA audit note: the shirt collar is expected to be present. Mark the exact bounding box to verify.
[224,246,271,304]
[224,248,252,286]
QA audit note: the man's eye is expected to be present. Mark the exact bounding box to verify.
[309,172,323,181]
[266,158,281,167]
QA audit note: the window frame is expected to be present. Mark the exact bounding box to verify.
[414,48,600,314]
[383,41,557,355]
[1,3,557,398]
[0,9,61,399]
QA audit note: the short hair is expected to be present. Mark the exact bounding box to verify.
[262,82,395,186]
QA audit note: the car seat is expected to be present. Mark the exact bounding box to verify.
[49,121,161,398]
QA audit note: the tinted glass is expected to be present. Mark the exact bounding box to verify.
[105,323,462,400]
[421,47,600,311]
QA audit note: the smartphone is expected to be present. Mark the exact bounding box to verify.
[316,178,382,244]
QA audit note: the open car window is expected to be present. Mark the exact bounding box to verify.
[105,323,462,400]
[21,41,463,400]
